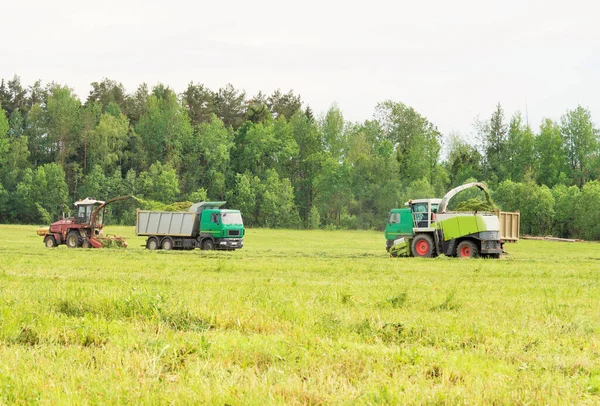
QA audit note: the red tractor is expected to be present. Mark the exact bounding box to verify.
[37,196,132,248]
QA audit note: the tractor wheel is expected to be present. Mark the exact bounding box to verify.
[201,239,215,251]
[66,231,81,248]
[44,235,57,248]
[411,234,434,258]
[82,239,92,249]
[146,237,159,250]
[161,238,174,250]
[457,240,479,258]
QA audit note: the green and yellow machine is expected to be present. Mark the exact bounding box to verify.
[385,182,515,258]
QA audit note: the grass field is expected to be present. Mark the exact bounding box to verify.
[1,224,599,404]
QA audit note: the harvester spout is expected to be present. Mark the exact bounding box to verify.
[438,182,490,213]
[88,196,135,248]
[90,196,135,228]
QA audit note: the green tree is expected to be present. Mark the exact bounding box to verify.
[535,119,568,187]
[314,156,353,226]
[85,78,128,114]
[289,112,324,224]
[136,86,193,168]
[8,109,24,138]
[560,106,599,186]
[183,82,215,126]
[320,104,345,160]
[227,172,260,226]
[214,84,246,130]
[46,85,81,166]
[573,181,600,240]
[551,184,579,238]
[477,103,508,184]
[445,134,483,187]
[139,162,180,203]
[346,121,401,229]
[88,112,129,173]
[267,89,302,120]
[259,169,300,228]
[505,113,535,182]
[13,164,68,223]
[0,104,8,165]
[181,114,233,198]
[375,101,441,186]
[25,103,50,166]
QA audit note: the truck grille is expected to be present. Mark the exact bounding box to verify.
[228,230,240,236]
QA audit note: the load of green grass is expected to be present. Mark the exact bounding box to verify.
[453,198,497,212]
[134,197,194,212]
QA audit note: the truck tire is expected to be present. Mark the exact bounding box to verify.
[457,240,479,258]
[161,238,174,250]
[201,239,215,250]
[146,237,159,250]
[44,235,57,248]
[411,234,434,258]
[66,231,81,248]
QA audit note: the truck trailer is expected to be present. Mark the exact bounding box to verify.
[136,201,244,251]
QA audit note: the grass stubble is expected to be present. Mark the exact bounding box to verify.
[0,224,599,404]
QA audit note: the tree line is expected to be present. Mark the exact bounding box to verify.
[0,75,598,238]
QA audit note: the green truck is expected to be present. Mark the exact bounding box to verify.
[136,201,245,251]
[385,182,519,258]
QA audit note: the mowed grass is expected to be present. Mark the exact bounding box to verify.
[0,225,599,405]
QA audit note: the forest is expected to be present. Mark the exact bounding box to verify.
[0,75,599,239]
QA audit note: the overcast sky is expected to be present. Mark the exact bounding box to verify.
[2,0,599,142]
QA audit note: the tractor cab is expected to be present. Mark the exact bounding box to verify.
[74,198,105,227]
[384,198,441,252]
[408,198,441,230]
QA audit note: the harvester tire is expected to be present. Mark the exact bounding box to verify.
[146,237,159,250]
[411,234,434,258]
[202,239,215,251]
[44,235,57,248]
[457,240,479,258]
[161,238,174,250]
[66,231,81,248]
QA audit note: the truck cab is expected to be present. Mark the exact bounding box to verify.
[199,208,245,250]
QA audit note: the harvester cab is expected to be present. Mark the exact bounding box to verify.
[74,198,105,226]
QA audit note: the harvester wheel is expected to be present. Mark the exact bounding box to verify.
[161,238,174,250]
[411,234,434,258]
[457,240,479,258]
[66,231,81,248]
[44,235,57,248]
[202,239,215,251]
[146,237,159,250]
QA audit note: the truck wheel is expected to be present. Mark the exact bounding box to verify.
[202,239,215,250]
[411,234,434,258]
[66,231,81,248]
[457,240,479,258]
[44,235,57,248]
[161,238,174,250]
[146,237,159,250]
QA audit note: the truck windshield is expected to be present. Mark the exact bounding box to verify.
[222,212,243,225]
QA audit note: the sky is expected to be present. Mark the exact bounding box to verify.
[1,0,599,142]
